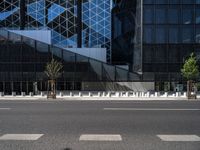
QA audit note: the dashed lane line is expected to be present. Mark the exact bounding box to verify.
[157,135,200,142]
[0,134,44,141]
[79,134,122,141]
[0,108,11,110]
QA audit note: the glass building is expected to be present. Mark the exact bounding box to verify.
[112,0,200,90]
[0,0,112,61]
[112,0,137,71]
[0,0,140,94]
[142,0,200,90]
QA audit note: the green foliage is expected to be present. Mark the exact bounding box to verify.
[181,53,199,80]
[45,59,63,80]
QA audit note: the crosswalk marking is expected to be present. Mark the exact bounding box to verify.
[157,135,200,142]
[79,134,122,141]
[0,134,43,141]
[0,108,11,110]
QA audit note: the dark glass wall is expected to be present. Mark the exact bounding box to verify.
[112,0,137,71]
[142,0,200,81]
[0,29,140,94]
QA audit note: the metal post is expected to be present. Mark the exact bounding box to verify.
[20,0,26,30]
[77,0,82,48]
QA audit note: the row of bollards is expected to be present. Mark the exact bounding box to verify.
[0,91,188,98]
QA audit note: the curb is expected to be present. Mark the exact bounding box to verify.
[0,97,199,101]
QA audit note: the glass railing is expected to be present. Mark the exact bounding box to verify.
[0,28,141,82]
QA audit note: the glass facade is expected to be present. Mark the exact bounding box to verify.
[0,29,140,94]
[142,0,200,81]
[112,0,137,70]
[111,0,200,82]
[0,1,142,93]
[0,0,112,61]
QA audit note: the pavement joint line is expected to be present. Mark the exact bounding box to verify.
[157,135,200,142]
[79,134,122,141]
[0,108,11,110]
[0,134,44,141]
[103,108,200,111]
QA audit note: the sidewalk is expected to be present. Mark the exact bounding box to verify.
[0,95,198,101]
[0,91,199,101]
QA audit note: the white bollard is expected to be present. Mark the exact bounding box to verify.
[69,92,73,97]
[41,92,45,97]
[29,92,33,97]
[12,92,16,97]
[102,92,106,97]
[98,92,101,97]
[135,92,138,97]
[59,92,63,97]
[155,92,158,97]
[164,92,168,97]
[139,92,142,97]
[155,92,160,97]
[141,92,144,97]
[21,92,25,97]
[183,92,187,97]
[146,92,150,98]
[0,92,4,97]
[176,92,179,97]
[133,92,136,97]
[116,92,120,97]
[108,92,111,97]
[125,92,129,97]
[88,92,92,97]
[78,92,82,97]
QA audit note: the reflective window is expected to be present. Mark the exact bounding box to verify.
[155,46,167,63]
[156,27,167,43]
[144,6,154,24]
[169,0,180,4]
[144,47,154,63]
[197,0,200,4]
[144,26,154,43]
[182,0,194,4]
[169,27,179,43]
[196,7,200,24]
[155,0,168,4]
[168,46,180,63]
[155,7,167,24]
[182,26,194,43]
[144,0,154,4]
[168,7,179,24]
[196,27,200,43]
[182,7,194,24]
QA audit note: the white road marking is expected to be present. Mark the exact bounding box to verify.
[0,108,11,110]
[0,134,43,141]
[79,134,122,141]
[157,135,200,142]
[104,108,200,111]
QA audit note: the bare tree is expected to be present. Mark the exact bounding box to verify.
[45,59,63,99]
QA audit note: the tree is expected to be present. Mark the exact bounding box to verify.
[45,59,63,99]
[181,53,199,99]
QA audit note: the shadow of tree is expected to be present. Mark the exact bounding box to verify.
[63,148,72,150]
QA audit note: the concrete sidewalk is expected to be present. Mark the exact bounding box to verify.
[0,96,198,101]
[0,91,199,101]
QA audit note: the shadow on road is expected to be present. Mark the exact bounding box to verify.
[63,148,72,150]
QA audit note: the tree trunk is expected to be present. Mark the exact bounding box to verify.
[47,80,56,99]
[187,80,197,99]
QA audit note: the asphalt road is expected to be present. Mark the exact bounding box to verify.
[0,100,200,150]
